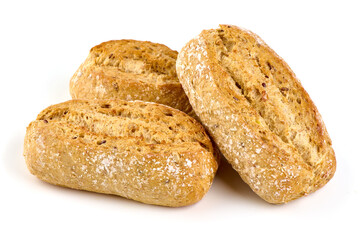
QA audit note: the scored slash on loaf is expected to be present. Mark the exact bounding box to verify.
[24,100,218,207]
[176,24,336,203]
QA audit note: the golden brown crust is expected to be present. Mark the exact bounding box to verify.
[176,24,336,203]
[23,100,218,207]
[69,40,195,116]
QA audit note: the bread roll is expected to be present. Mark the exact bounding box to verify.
[176,24,336,203]
[69,40,195,117]
[24,100,218,207]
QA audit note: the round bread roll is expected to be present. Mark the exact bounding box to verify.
[176,24,336,204]
[69,40,195,117]
[24,100,218,207]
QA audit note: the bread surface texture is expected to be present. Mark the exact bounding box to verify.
[70,40,194,116]
[24,100,218,207]
[176,24,336,203]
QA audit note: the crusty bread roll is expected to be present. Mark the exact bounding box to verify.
[69,40,195,117]
[176,24,336,203]
[24,100,218,207]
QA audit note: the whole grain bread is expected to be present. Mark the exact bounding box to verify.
[176,24,336,204]
[24,100,218,207]
[69,40,195,117]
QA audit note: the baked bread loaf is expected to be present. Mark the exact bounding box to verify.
[24,100,218,207]
[176,24,336,203]
[69,40,195,117]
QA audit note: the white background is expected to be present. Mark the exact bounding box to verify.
[1,0,359,239]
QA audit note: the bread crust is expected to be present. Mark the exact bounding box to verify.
[176,25,336,203]
[70,40,195,116]
[24,100,218,207]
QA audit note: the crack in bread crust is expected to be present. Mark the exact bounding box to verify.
[37,100,211,152]
[215,26,330,168]
[92,40,178,81]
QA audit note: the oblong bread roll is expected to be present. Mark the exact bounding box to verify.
[70,40,195,117]
[24,100,218,207]
[176,24,336,203]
